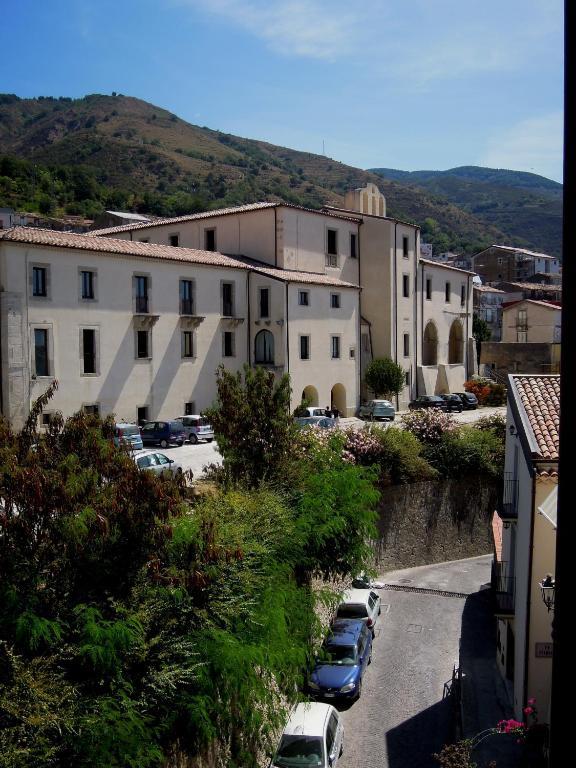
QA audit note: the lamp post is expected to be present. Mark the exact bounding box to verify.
[539,574,555,612]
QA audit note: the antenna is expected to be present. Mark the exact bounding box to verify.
[322,140,325,155]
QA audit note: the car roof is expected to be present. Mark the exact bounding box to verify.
[283,702,333,737]
[371,399,393,405]
[115,422,139,428]
[340,588,376,606]
[133,450,163,459]
[176,414,203,419]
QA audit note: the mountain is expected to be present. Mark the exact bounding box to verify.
[369,166,563,257]
[0,93,561,257]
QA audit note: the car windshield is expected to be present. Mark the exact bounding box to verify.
[321,643,358,665]
[275,736,324,767]
[336,603,368,619]
[119,425,140,436]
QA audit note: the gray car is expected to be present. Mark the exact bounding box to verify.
[295,416,337,429]
[174,415,215,444]
[134,451,183,477]
[358,399,396,421]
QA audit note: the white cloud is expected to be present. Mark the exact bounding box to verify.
[479,112,564,181]
[180,0,359,60]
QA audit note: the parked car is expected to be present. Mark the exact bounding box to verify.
[439,394,464,413]
[333,588,381,637]
[294,416,337,429]
[454,391,479,410]
[304,407,329,417]
[307,619,373,701]
[140,420,186,448]
[113,422,143,451]
[357,399,395,421]
[408,395,448,411]
[174,415,214,444]
[352,572,385,589]
[134,451,183,477]
[269,702,344,768]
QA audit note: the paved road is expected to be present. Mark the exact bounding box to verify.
[337,555,494,768]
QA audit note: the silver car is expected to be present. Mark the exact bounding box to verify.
[334,588,382,637]
[295,416,337,429]
[174,415,215,444]
[134,451,183,477]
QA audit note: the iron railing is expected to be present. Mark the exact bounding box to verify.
[498,472,518,522]
[492,560,515,616]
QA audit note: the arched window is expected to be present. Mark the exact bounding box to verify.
[423,322,438,366]
[448,320,464,364]
[254,329,274,364]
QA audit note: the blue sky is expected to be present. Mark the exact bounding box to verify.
[0,0,564,181]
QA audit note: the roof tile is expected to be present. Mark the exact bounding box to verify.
[511,375,560,460]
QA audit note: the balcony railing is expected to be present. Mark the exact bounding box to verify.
[180,298,194,315]
[492,560,515,616]
[498,471,518,523]
[135,296,149,314]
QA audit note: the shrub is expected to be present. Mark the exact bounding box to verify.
[474,413,506,441]
[423,427,505,479]
[401,409,458,444]
[370,426,438,484]
[464,378,507,406]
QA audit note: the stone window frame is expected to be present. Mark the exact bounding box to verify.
[402,235,409,258]
[135,328,152,360]
[402,274,410,298]
[330,292,341,309]
[258,286,270,319]
[133,271,152,314]
[179,277,196,315]
[330,334,341,360]
[299,334,310,361]
[326,227,339,267]
[222,330,235,358]
[29,262,51,300]
[426,276,432,300]
[169,232,180,247]
[298,290,310,306]
[181,330,195,359]
[78,267,98,302]
[221,280,235,317]
[204,227,217,252]
[30,322,54,379]
[79,325,100,376]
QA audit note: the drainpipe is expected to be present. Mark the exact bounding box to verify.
[393,222,398,410]
[357,220,363,412]
[465,274,471,378]
[413,229,418,401]
[285,282,290,374]
[523,467,537,716]
[419,261,424,397]
[274,207,278,268]
[247,270,252,365]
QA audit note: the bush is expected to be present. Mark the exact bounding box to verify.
[474,413,506,441]
[401,409,458,444]
[464,378,507,406]
[423,426,505,479]
[370,426,438,485]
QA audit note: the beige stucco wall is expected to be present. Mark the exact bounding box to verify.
[502,301,561,344]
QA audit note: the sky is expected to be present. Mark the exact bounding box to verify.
[0,0,564,182]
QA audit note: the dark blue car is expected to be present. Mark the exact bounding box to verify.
[307,619,373,701]
[140,420,186,448]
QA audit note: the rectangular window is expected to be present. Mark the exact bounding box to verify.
[460,284,466,307]
[259,288,270,318]
[300,335,310,360]
[34,328,49,376]
[403,333,410,357]
[82,328,97,374]
[402,236,409,258]
[350,232,357,259]
[182,331,194,358]
[326,229,338,266]
[222,282,234,316]
[134,275,149,313]
[205,228,216,251]
[137,406,149,425]
[299,290,309,306]
[81,270,95,300]
[331,336,340,359]
[41,412,53,426]
[32,266,47,297]
[405,370,410,386]
[330,293,341,308]
[402,274,410,298]
[426,277,432,300]
[184,401,195,416]
[136,330,149,359]
[517,331,528,343]
[445,282,451,302]
[169,234,180,247]
[349,347,355,359]
[223,331,235,357]
[180,279,194,315]
[83,404,100,416]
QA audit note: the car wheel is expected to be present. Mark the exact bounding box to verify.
[390,415,395,421]
[160,439,168,448]
[356,680,362,699]
[189,433,199,445]
[206,438,213,443]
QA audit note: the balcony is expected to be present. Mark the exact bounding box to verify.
[135,295,149,314]
[492,560,515,617]
[497,472,518,524]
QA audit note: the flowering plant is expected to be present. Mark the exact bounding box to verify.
[401,408,457,444]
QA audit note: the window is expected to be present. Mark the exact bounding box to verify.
[350,232,357,259]
[137,406,149,425]
[41,412,54,426]
[204,228,216,251]
[254,329,274,364]
[300,335,310,360]
[34,328,49,376]
[222,282,234,316]
[169,234,179,247]
[445,282,451,302]
[362,333,369,352]
[460,284,466,307]
[403,333,410,357]
[298,290,309,306]
[517,331,528,343]
[32,266,47,297]
[331,336,340,359]
[223,331,235,357]
[402,274,410,298]
[426,277,432,300]
[83,404,100,416]
[402,236,409,258]
[518,309,527,326]
[81,328,97,374]
[326,229,338,266]
[330,293,341,308]
[134,275,149,313]
[259,288,270,318]
[136,329,150,359]
[81,270,95,300]
[184,402,195,416]
[349,347,355,359]
[405,370,410,386]
[180,279,194,315]
[182,331,194,358]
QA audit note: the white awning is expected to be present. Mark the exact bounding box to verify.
[537,486,557,529]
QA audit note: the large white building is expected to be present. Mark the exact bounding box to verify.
[0,187,475,428]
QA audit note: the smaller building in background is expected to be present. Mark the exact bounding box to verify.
[472,245,561,284]
[501,299,561,344]
[91,210,155,230]
[494,280,562,304]
[473,284,506,341]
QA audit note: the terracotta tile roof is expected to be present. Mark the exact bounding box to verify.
[473,285,506,293]
[502,299,562,311]
[0,227,357,289]
[510,375,560,460]
[419,257,476,275]
[499,281,562,292]
[88,201,360,236]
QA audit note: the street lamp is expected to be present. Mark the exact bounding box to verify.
[539,574,555,612]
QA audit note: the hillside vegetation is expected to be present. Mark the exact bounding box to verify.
[0,93,561,256]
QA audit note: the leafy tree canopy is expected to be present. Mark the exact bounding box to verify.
[364,357,405,399]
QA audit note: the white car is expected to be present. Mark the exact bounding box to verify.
[334,588,381,637]
[133,450,183,477]
[270,702,344,768]
[174,415,215,444]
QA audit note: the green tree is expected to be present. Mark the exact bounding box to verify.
[205,364,296,487]
[472,314,492,372]
[364,357,405,399]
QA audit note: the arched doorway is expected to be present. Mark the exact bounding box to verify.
[448,320,464,364]
[301,385,319,406]
[331,383,346,415]
[254,329,274,364]
[422,322,438,365]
